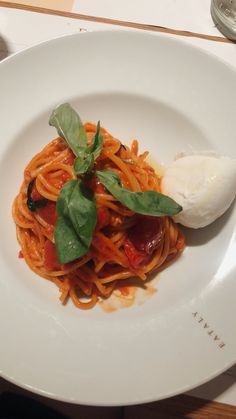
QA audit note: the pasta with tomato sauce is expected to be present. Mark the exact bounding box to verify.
[12,107,185,310]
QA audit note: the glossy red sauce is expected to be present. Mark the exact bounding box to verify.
[96,207,110,230]
[128,216,164,254]
[38,201,58,225]
[44,240,61,271]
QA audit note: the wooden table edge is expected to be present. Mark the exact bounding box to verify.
[0,1,234,44]
[0,1,236,417]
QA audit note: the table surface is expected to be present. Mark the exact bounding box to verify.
[0,2,236,417]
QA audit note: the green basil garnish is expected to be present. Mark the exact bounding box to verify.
[96,169,182,216]
[49,103,87,155]
[49,103,103,175]
[74,121,103,175]
[55,179,97,264]
[49,103,183,264]
[26,179,47,212]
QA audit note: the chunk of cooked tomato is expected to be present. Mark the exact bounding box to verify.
[63,153,75,166]
[44,173,70,190]
[128,216,164,254]
[31,184,43,200]
[96,207,110,230]
[89,176,106,194]
[124,216,164,268]
[37,201,58,225]
[44,240,61,271]
[123,239,147,269]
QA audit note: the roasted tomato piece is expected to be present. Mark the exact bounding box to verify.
[124,239,147,269]
[96,207,110,230]
[63,152,75,166]
[31,184,43,200]
[89,176,106,194]
[128,216,164,255]
[44,240,61,271]
[37,201,58,225]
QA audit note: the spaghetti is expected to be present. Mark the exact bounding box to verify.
[12,122,185,309]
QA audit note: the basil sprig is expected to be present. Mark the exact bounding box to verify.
[49,103,182,265]
[74,121,103,175]
[49,103,87,155]
[49,103,103,175]
[55,180,97,264]
[96,170,182,216]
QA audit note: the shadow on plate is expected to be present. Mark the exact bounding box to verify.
[181,200,235,247]
[1,367,236,418]
[0,36,9,61]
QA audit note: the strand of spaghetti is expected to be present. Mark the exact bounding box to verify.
[40,227,54,242]
[78,265,99,282]
[110,216,136,231]
[119,145,149,170]
[100,271,133,284]
[104,152,142,192]
[34,213,50,228]
[32,219,45,249]
[84,122,97,133]
[139,151,150,162]
[26,139,63,171]
[35,179,58,201]
[131,171,150,191]
[129,166,159,190]
[18,192,34,221]
[111,231,126,243]
[143,240,165,274]
[46,254,92,277]
[17,228,50,278]
[92,231,129,268]
[144,218,171,273]
[26,137,70,170]
[94,260,106,273]
[50,169,68,178]
[37,174,61,196]
[70,287,98,310]
[148,176,160,192]
[101,143,121,156]
[30,152,68,177]
[40,162,75,178]
[95,193,116,202]
[25,234,44,264]
[72,277,93,296]
[52,276,70,303]
[114,234,127,249]
[131,139,138,155]
[59,281,70,304]
[94,279,116,297]
[128,164,150,175]
[35,163,75,198]
[96,199,134,216]
[12,197,34,229]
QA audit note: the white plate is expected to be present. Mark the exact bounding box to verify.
[0,31,236,406]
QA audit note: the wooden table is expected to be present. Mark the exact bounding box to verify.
[0,2,236,417]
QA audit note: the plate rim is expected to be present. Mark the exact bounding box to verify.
[0,29,236,406]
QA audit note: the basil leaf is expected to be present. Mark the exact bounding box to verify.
[74,152,94,175]
[55,216,87,264]
[55,179,97,264]
[73,121,103,175]
[49,103,87,155]
[96,170,182,216]
[88,121,103,159]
